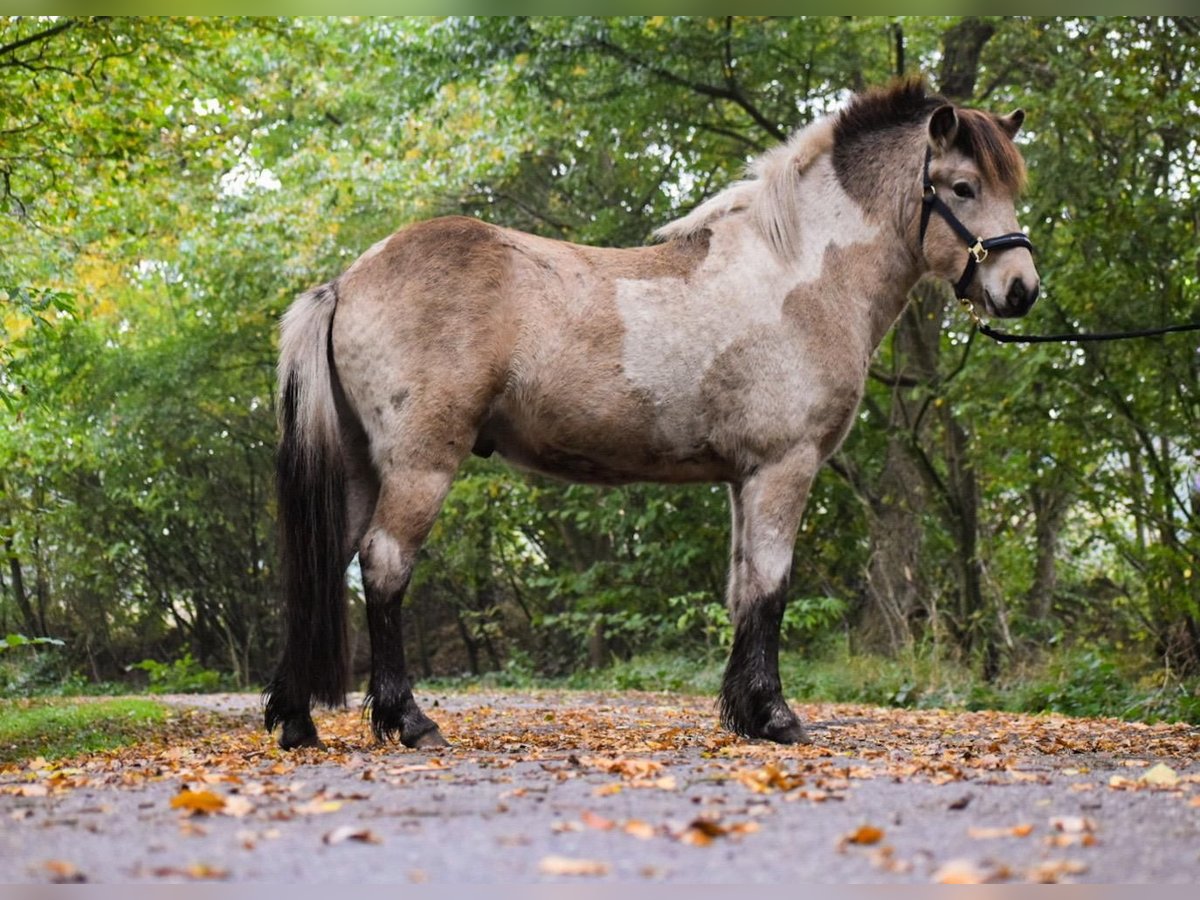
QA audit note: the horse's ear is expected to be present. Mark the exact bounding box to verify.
[998,108,1025,139]
[927,105,959,154]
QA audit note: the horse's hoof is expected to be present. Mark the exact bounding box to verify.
[405,727,449,750]
[279,725,326,751]
[762,719,810,745]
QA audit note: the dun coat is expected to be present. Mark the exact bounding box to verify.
[265,77,1039,750]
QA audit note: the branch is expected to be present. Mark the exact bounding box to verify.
[868,367,922,388]
[0,19,77,59]
[590,35,787,142]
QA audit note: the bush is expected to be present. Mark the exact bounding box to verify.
[129,652,229,693]
[0,633,75,695]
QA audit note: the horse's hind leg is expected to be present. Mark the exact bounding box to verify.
[719,448,818,744]
[359,461,459,748]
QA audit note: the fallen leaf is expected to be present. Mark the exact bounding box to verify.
[679,818,725,847]
[580,810,615,831]
[169,788,225,815]
[968,823,1033,839]
[293,798,343,816]
[869,845,912,874]
[220,795,254,818]
[623,819,656,840]
[933,858,1005,884]
[1049,816,1095,834]
[1026,858,1088,883]
[736,762,803,793]
[323,825,383,846]
[839,824,885,849]
[947,793,973,810]
[538,855,610,877]
[578,756,663,780]
[1139,763,1180,787]
[150,863,230,881]
[42,860,85,883]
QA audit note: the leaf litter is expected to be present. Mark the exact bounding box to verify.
[1,691,1197,882]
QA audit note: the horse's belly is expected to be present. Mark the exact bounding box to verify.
[474,411,732,486]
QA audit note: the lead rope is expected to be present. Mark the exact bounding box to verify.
[958,298,1200,344]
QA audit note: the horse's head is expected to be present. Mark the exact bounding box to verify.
[920,104,1039,318]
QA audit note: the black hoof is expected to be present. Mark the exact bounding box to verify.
[368,695,446,750]
[278,715,324,751]
[719,689,808,744]
[760,714,810,745]
[405,726,449,750]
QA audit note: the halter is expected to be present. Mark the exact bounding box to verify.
[918,146,1034,300]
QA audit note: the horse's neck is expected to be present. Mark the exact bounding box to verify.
[746,158,921,352]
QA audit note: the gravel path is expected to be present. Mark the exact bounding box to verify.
[1,690,1197,883]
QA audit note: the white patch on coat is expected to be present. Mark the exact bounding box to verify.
[618,157,879,443]
[360,528,412,593]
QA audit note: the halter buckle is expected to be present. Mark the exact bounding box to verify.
[958,296,983,327]
[969,241,988,264]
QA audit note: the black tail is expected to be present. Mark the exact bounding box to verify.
[264,283,349,736]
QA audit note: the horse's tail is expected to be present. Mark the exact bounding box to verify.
[264,281,350,731]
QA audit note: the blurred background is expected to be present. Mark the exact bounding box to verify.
[2,16,1198,723]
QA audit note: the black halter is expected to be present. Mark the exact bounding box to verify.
[919,146,1033,300]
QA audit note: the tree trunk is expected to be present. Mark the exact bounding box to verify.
[4,535,42,637]
[1026,484,1067,624]
[855,19,998,658]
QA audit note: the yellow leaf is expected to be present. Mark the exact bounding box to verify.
[968,823,1033,839]
[933,858,993,884]
[538,855,610,877]
[170,788,225,815]
[844,825,885,846]
[1139,763,1180,787]
[623,819,656,840]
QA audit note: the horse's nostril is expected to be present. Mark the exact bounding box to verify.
[1007,277,1037,313]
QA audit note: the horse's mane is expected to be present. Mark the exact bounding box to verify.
[655,76,1026,256]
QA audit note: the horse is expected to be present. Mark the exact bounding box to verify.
[263,77,1039,751]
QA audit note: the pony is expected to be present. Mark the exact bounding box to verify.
[264,77,1039,750]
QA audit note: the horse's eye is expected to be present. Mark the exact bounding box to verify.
[953,181,976,199]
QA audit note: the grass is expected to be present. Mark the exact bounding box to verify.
[428,639,1200,725]
[0,697,170,765]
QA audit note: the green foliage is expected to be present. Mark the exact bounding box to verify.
[0,634,65,653]
[0,698,168,764]
[129,653,231,694]
[2,16,1199,699]
[0,635,85,696]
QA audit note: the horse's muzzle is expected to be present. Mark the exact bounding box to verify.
[1004,276,1039,317]
[987,276,1039,318]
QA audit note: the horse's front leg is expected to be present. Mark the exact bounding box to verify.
[719,448,817,744]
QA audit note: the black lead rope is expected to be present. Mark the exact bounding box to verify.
[971,313,1200,345]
